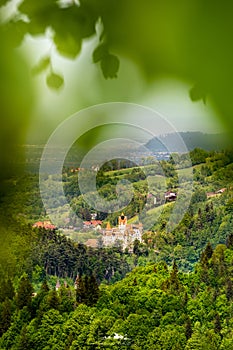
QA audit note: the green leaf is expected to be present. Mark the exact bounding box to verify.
[189,84,206,104]
[0,0,10,7]
[32,56,50,76]
[28,19,48,35]
[19,0,55,17]
[93,43,108,63]
[76,6,96,38]
[46,72,64,90]
[4,20,28,47]
[52,6,85,59]
[53,32,81,59]
[100,53,120,79]
[19,0,56,35]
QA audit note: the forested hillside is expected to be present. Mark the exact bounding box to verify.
[0,241,232,349]
[0,148,233,349]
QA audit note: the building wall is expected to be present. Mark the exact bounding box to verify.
[102,224,143,250]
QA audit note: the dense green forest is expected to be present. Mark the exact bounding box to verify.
[0,148,233,349]
[0,242,232,349]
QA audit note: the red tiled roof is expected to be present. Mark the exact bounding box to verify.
[83,220,102,226]
[91,220,102,225]
[83,221,92,225]
[33,221,57,230]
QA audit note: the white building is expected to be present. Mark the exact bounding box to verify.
[102,213,143,250]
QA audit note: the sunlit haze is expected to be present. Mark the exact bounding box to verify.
[22,36,224,145]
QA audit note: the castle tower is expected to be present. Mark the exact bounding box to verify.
[106,222,111,230]
[118,213,127,231]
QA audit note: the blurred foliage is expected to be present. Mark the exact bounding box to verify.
[46,72,64,90]
[0,0,232,193]
[0,24,34,264]
[0,28,33,182]
[1,0,233,134]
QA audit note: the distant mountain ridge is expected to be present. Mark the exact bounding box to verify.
[23,132,230,173]
[146,131,230,152]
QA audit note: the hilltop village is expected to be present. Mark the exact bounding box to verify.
[32,187,228,250]
[33,213,143,251]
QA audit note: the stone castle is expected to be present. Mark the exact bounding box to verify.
[102,213,143,250]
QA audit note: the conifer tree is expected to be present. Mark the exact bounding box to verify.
[16,274,33,309]
[182,291,189,307]
[46,290,60,310]
[86,275,99,306]
[185,322,203,350]
[17,325,31,350]
[205,242,214,259]
[0,298,12,336]
[196,207,203,229]
[185,316,193,340]
[31,279,50,316]
[59,285,74,313]
[201,242,213,267]
[76,275,86,304]
[226,278,233,301]
[0,277,15,302]
[226,233,233,249]
[4,278,15,301]
[41,279,50,293]
[214,313,222,334]
[133,239,141,256]
[169,260,180,292]
[75,274,99,306]
[200,251,209,267]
